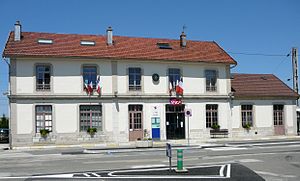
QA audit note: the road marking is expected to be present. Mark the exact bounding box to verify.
[205,147,247,151]
[238,159,263,163]
[255,171,297,178]
[219,164,225,177]
[226,164,231,178]
[131,164,167,169]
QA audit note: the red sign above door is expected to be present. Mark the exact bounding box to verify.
[169,98,182,105]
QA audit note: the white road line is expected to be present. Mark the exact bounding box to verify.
[255,171,297,178]
[89,172,101,177]
[238,159,263,163]
[131,164,167,169]
[83,173,90,177]
[205,147,247,151]
[226,164,231,178]
[219,165,225,177]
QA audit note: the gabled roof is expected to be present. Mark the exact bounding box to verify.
[3,32,236,64]
[231,73,299,99]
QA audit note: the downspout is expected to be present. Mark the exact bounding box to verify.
[3,57,12,149]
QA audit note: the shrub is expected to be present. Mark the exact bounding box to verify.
[87,127,97,135]
[40,129,50,138]
[243,123,251,130]
[211,124,220,130]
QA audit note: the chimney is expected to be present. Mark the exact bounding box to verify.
[106,26,113,45]
[14,21,22,41]
[180,31,186,48]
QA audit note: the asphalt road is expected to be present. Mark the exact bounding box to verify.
[0,139,300,180]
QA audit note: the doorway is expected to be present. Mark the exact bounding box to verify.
[129,105,143,141]
[274,105,285,135]
[166,104,185,139]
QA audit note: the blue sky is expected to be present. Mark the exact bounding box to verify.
[0,0,299,116]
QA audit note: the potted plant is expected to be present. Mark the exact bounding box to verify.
[40,129,50,139]
[136,129,153,148]
[87,127,97,138]
[211,124,220,130]
[243,123,251,131]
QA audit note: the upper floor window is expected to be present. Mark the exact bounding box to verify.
[83,66,97,89]
[129,67,141,91]
[274,105,284,126]
[36,65,51,91]
[205,70,217,92]
[206,104,218,128]
[36,105,52,133]
[241,105,253,127]
[168,68,181,91]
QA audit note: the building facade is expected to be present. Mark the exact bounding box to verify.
[3,22,299,147]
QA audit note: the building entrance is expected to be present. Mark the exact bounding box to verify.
[166,104,185,139]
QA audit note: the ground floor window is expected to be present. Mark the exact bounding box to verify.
[206,104,218,128]
[80,105,102,131]
[274,105,284,125]
[36,105,52,133]
[241,105,253,127]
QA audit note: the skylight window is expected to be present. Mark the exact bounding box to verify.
[38,39,53,44]
[80,40,96,46]
[157,42,172,49]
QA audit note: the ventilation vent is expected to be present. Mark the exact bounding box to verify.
[38,39,53,44]
[157,42,172,49]
[80,40,96,46]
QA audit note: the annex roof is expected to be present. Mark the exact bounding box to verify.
[3,32,236,64]
[231,73,299,99]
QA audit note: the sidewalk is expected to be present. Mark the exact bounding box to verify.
[1,135,300,152]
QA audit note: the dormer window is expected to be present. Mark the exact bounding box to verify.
[80,40,96,46]
[157,42,172,49]
[37,39,53,44]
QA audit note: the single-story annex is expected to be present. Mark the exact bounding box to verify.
[2,21,299,147]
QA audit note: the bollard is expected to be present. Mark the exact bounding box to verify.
[177,149,183,170]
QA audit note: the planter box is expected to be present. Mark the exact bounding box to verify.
[136,140,153,148]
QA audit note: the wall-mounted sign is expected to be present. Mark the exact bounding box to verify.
[185,109,192,117]
[151,105,160,117]
[169,98,182,105]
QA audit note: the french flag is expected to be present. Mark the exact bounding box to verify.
[96,75,101,94]
[88,81,93,95]
[176,78,184,95]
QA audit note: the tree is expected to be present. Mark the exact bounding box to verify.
[0,114,9,128]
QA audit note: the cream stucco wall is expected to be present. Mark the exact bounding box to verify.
[55,104,78,133]
[16,104,33,134]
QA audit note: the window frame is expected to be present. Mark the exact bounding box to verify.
[168,68,182,92]
[205,69,218,92]
[273,104,284,126]
[206,104,218,128]
[35,64,51,91]
[241,105,253,127]
[128,67,142,91]
[128,105,143,130]
[82,65,98,90]
[79,105,102,132]
[35,105,52,133]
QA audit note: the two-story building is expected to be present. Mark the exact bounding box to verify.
[2,21,299,147]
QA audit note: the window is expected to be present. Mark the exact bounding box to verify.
[274,105,284,126]
[80,105,102,131]
[83,66,97,89]
[38,39,53,44]
[36,105,52,133]
[80,41,96,46]
[241,105,253,127]
[129,67,141,91]
[205,70,217,92]
[129,105,143,130]
[168,68,181,91]
[206,104,218,128]
[36,65,51,91]
[157,42,172,49]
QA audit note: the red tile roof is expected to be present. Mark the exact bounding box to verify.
[3,32,236,64]
[231,73,299,99]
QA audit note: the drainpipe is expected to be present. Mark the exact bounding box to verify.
[3,57,12,149]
